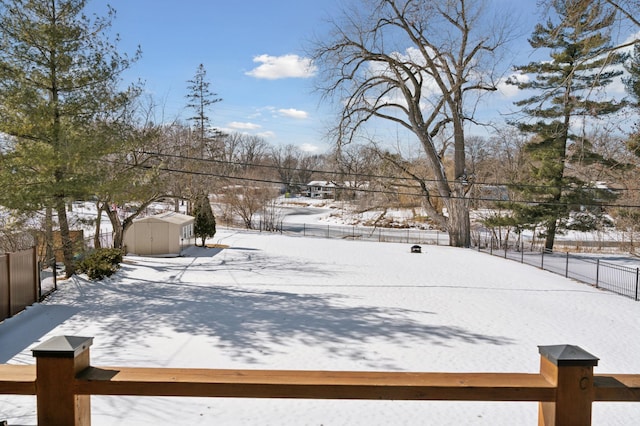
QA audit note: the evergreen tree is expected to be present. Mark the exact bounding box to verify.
[624,42,640,154]
[184,64,222,211]
[508,0,625,251]
[193,194,216,247]
[186,64,222,158]
[0,0,139,276]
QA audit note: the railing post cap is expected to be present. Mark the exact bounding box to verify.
[32,336,93,359]
[538,344,599,367]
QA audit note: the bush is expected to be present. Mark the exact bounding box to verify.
[76,248,124,280]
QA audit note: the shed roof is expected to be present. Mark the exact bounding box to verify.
[134,212,194,225]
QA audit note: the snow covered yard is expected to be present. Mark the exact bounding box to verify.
[1,229,640,425]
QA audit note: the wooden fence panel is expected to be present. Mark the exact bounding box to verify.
[0,247,38,322]
[0,254,8,321]
[8,248,37,317]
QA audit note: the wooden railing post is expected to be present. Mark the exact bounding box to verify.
[538,345,599,426]
[32,336,93,426]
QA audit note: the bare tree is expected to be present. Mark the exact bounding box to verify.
[223,182,279,229]
[270,144,302,194]
[313,0,514,247]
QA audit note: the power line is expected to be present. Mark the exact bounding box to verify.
[135,149,640,194]
[114,159,640,209]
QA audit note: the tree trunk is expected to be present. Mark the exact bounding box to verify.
[447,193,471,248]
[105,207,124,249]
[55,197,76,278]
[545,219,557,252]
[45,207,55,269]
[93,201,103,249]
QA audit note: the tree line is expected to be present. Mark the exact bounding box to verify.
[0,0,640,278]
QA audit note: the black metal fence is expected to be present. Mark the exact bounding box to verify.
[249,219,449,245]
[477,239,640,301]
[254,220,640,301]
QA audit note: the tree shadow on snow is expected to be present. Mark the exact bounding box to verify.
[54,248,515,368]
[0,304,80,363]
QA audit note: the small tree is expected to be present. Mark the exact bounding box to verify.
[193,193,216,247]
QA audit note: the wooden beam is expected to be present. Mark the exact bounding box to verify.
[0,365,36,395]
[76,367,555,401]
[594,374,640,401]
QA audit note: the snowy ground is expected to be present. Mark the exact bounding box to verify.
[2,229,640,425]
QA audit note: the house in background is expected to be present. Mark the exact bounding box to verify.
[304,181,368,200]
[304,181,337,199]
[123,212,194,257]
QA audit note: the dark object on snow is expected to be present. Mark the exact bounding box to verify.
[411,245,422,253]
[1,420,8,426]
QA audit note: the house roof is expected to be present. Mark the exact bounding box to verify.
[307,180,336,188]
[134,212,194,225]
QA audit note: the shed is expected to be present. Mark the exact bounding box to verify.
[123,212,194,256]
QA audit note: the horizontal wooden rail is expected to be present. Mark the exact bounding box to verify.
[594,374,640,401]
[0,336,639,425]
[76,367,555,401]
[0,364,35,395]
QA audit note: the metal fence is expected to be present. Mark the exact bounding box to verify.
[244,219,640,301]
[477,239,640,301]
[221,217,450,246]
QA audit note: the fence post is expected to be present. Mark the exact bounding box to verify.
[635,268,639,302]
[565,252,569,278]
[538,344,598,426]
[32,336,93,426]
[541,249,545,270]
[595,259,600,289]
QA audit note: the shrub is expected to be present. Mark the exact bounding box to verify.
[76,248,124,280]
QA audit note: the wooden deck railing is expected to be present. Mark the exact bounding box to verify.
[1,336,640,425]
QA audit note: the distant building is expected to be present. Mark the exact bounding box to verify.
[305,181,337,199]
[303,181,368,200]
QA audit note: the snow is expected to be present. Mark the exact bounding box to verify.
[2,228,640,425]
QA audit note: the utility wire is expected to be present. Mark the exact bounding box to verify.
[115,159,640,209]
[135,149,640,194]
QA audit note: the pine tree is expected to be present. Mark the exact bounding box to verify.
[624,42,640,155]
[193,194,216,247]
[508,0,625,251]
[186,64,222,158]
[0,0,139,276]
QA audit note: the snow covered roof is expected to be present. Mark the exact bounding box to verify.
[134,211,194,225]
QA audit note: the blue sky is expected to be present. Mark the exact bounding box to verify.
[87,0,343,152]
[85,0,631,154]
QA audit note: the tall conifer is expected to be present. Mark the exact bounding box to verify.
[508,0,625,250]
[0,0,139,276]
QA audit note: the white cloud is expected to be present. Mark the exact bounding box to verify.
[278,108,308,119]
[497,72,529,98]
[246,54,317,80]
[257,131,276,139]
[228,122,262,130]
[299,143,320,153]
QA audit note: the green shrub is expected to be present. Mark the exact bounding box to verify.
[76,248,124,280]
